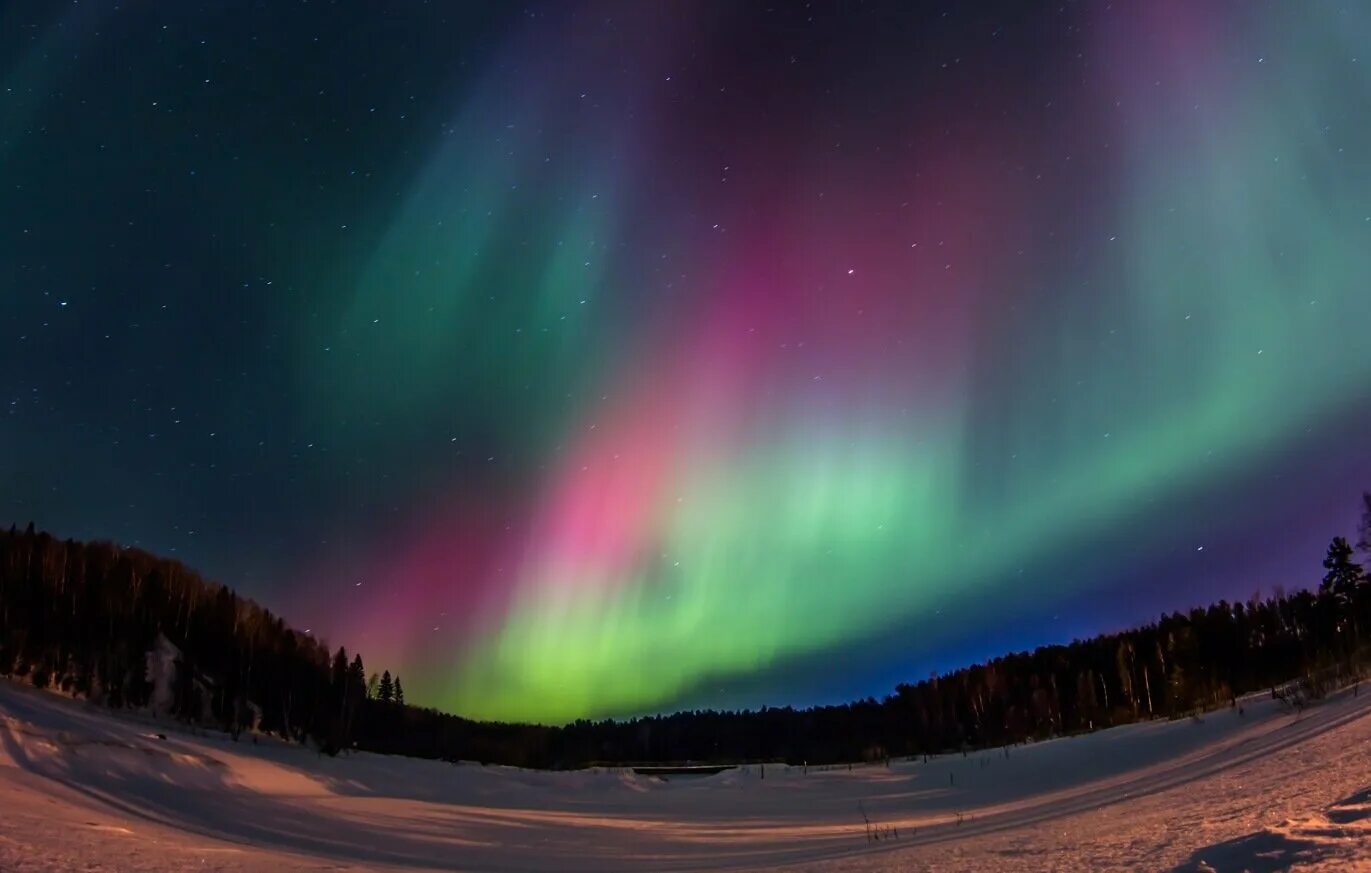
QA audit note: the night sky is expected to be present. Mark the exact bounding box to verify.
[4,1,1371,724]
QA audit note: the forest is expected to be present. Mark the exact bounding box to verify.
[1,494,1369,769]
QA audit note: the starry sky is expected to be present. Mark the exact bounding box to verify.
[3,1,1371,724]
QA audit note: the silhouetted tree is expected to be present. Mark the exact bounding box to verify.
[1357,493,1371,563]
[1322,536,1364,602]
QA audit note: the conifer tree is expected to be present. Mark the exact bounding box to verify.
[1321,537,1364,603]
[1356,493,1371,562]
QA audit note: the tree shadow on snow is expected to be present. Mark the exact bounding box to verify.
[1172,785,1370,873]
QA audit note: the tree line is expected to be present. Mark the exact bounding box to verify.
[1,493,1369,768]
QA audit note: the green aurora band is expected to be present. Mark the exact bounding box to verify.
[298,3,1371,723]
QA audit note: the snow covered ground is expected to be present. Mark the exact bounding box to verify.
[0,679,1368,872]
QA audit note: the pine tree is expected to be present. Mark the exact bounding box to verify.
[1321,536,1365,651]
[331,647,349,696]
[394,676,404,706]
[346,655,366,733]
[378,670,393,703]
[1321,537,1364,603]
[348,655,366,699]
[1356,493,1371,563]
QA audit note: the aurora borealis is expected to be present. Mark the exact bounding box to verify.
[3,2,1371,724]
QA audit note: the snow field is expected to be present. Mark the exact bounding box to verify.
[0,679,1368,871]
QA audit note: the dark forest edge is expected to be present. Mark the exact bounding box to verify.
[2,493,1371,769]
